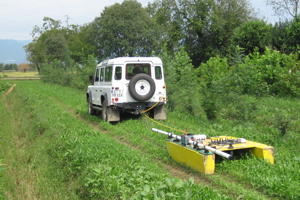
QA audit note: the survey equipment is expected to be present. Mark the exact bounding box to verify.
[152,128,274,174]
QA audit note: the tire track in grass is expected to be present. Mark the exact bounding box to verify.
[52,96,272,200]
[51,97,209,183]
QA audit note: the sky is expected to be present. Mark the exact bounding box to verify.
[0,0,290,41]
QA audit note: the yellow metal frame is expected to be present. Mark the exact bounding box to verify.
[166,136,274,175]
[166,141,215,174]
[207,136,274,164]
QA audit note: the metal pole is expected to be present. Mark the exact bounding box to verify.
[152,128,233,160]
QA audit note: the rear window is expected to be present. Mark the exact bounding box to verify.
[155,66,162,79]
[126,64,151,80]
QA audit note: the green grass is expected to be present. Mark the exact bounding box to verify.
[14,81,300,199]
[1,71,39,77]
[0,81,230,199]
[0,97,7,200]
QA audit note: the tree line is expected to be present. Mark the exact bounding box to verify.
[0,63,18,72]
[24,0,300,108]
[0,63,30,72]
[24,0,300,69]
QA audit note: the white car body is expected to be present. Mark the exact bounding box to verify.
[87,57,167,122]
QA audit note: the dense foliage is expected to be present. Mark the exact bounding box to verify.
[160,46,300,120]
[92,0,160,59]
[232,20,271,55]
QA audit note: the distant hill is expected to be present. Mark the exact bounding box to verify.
[0,39,32,64]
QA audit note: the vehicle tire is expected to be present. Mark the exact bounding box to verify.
[128,74,156,101]
[102,101,107,121]
[88,96,96,115]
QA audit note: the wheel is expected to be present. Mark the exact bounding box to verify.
[88,97,96,115]
[128,74,156,101]
[102,101,107,121]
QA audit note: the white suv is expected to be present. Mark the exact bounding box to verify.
[87,57,167,122]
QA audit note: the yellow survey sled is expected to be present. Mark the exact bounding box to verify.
[152,128,274,175]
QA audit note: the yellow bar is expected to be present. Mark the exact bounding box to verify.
[207,136,274,164]
[250,146,274,164]
[166,141,215,174]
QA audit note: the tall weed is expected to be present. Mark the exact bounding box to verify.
[0,74,11,93]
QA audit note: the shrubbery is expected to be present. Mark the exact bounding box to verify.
[41,48,96,90]
[161,46,300,121]
[40,45,300,121]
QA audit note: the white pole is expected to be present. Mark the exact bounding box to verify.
[152,128,233,160]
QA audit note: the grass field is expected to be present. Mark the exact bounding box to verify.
[0,81,299,199]
[1,71,39,78]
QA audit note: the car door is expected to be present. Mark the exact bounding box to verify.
[92,68,100,105]
[99,67,105,105]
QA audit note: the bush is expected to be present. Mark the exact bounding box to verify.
[287,16,300,53]
[41,50,96,90]
[162,48,203,116]
[245,48,300,96]
[270,20,291,53]
[0,74,10,93]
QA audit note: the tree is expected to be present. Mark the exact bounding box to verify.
[67,24,97,63]
[232,20,271,55]
[266,0,300,18]
[44,33,67,60]
[18,63,30,73]
[92,0,160,60]
[25,17,63,73]
[24,37,46,74]
[286,15,300,52]
[25,17,66,73]
[31,17,62,38]
[0,63,3,72]
[270,19,292,53]
[26,16,97,68]
[13,63,18,71]
[146,0,184,55]
[149,0,257,67]
[4,64,12,70]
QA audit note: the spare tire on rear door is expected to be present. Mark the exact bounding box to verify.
[128,74,156,101]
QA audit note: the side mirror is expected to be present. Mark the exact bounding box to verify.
[89,75,94,84]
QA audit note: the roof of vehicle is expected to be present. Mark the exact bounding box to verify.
[97,57,163,67]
